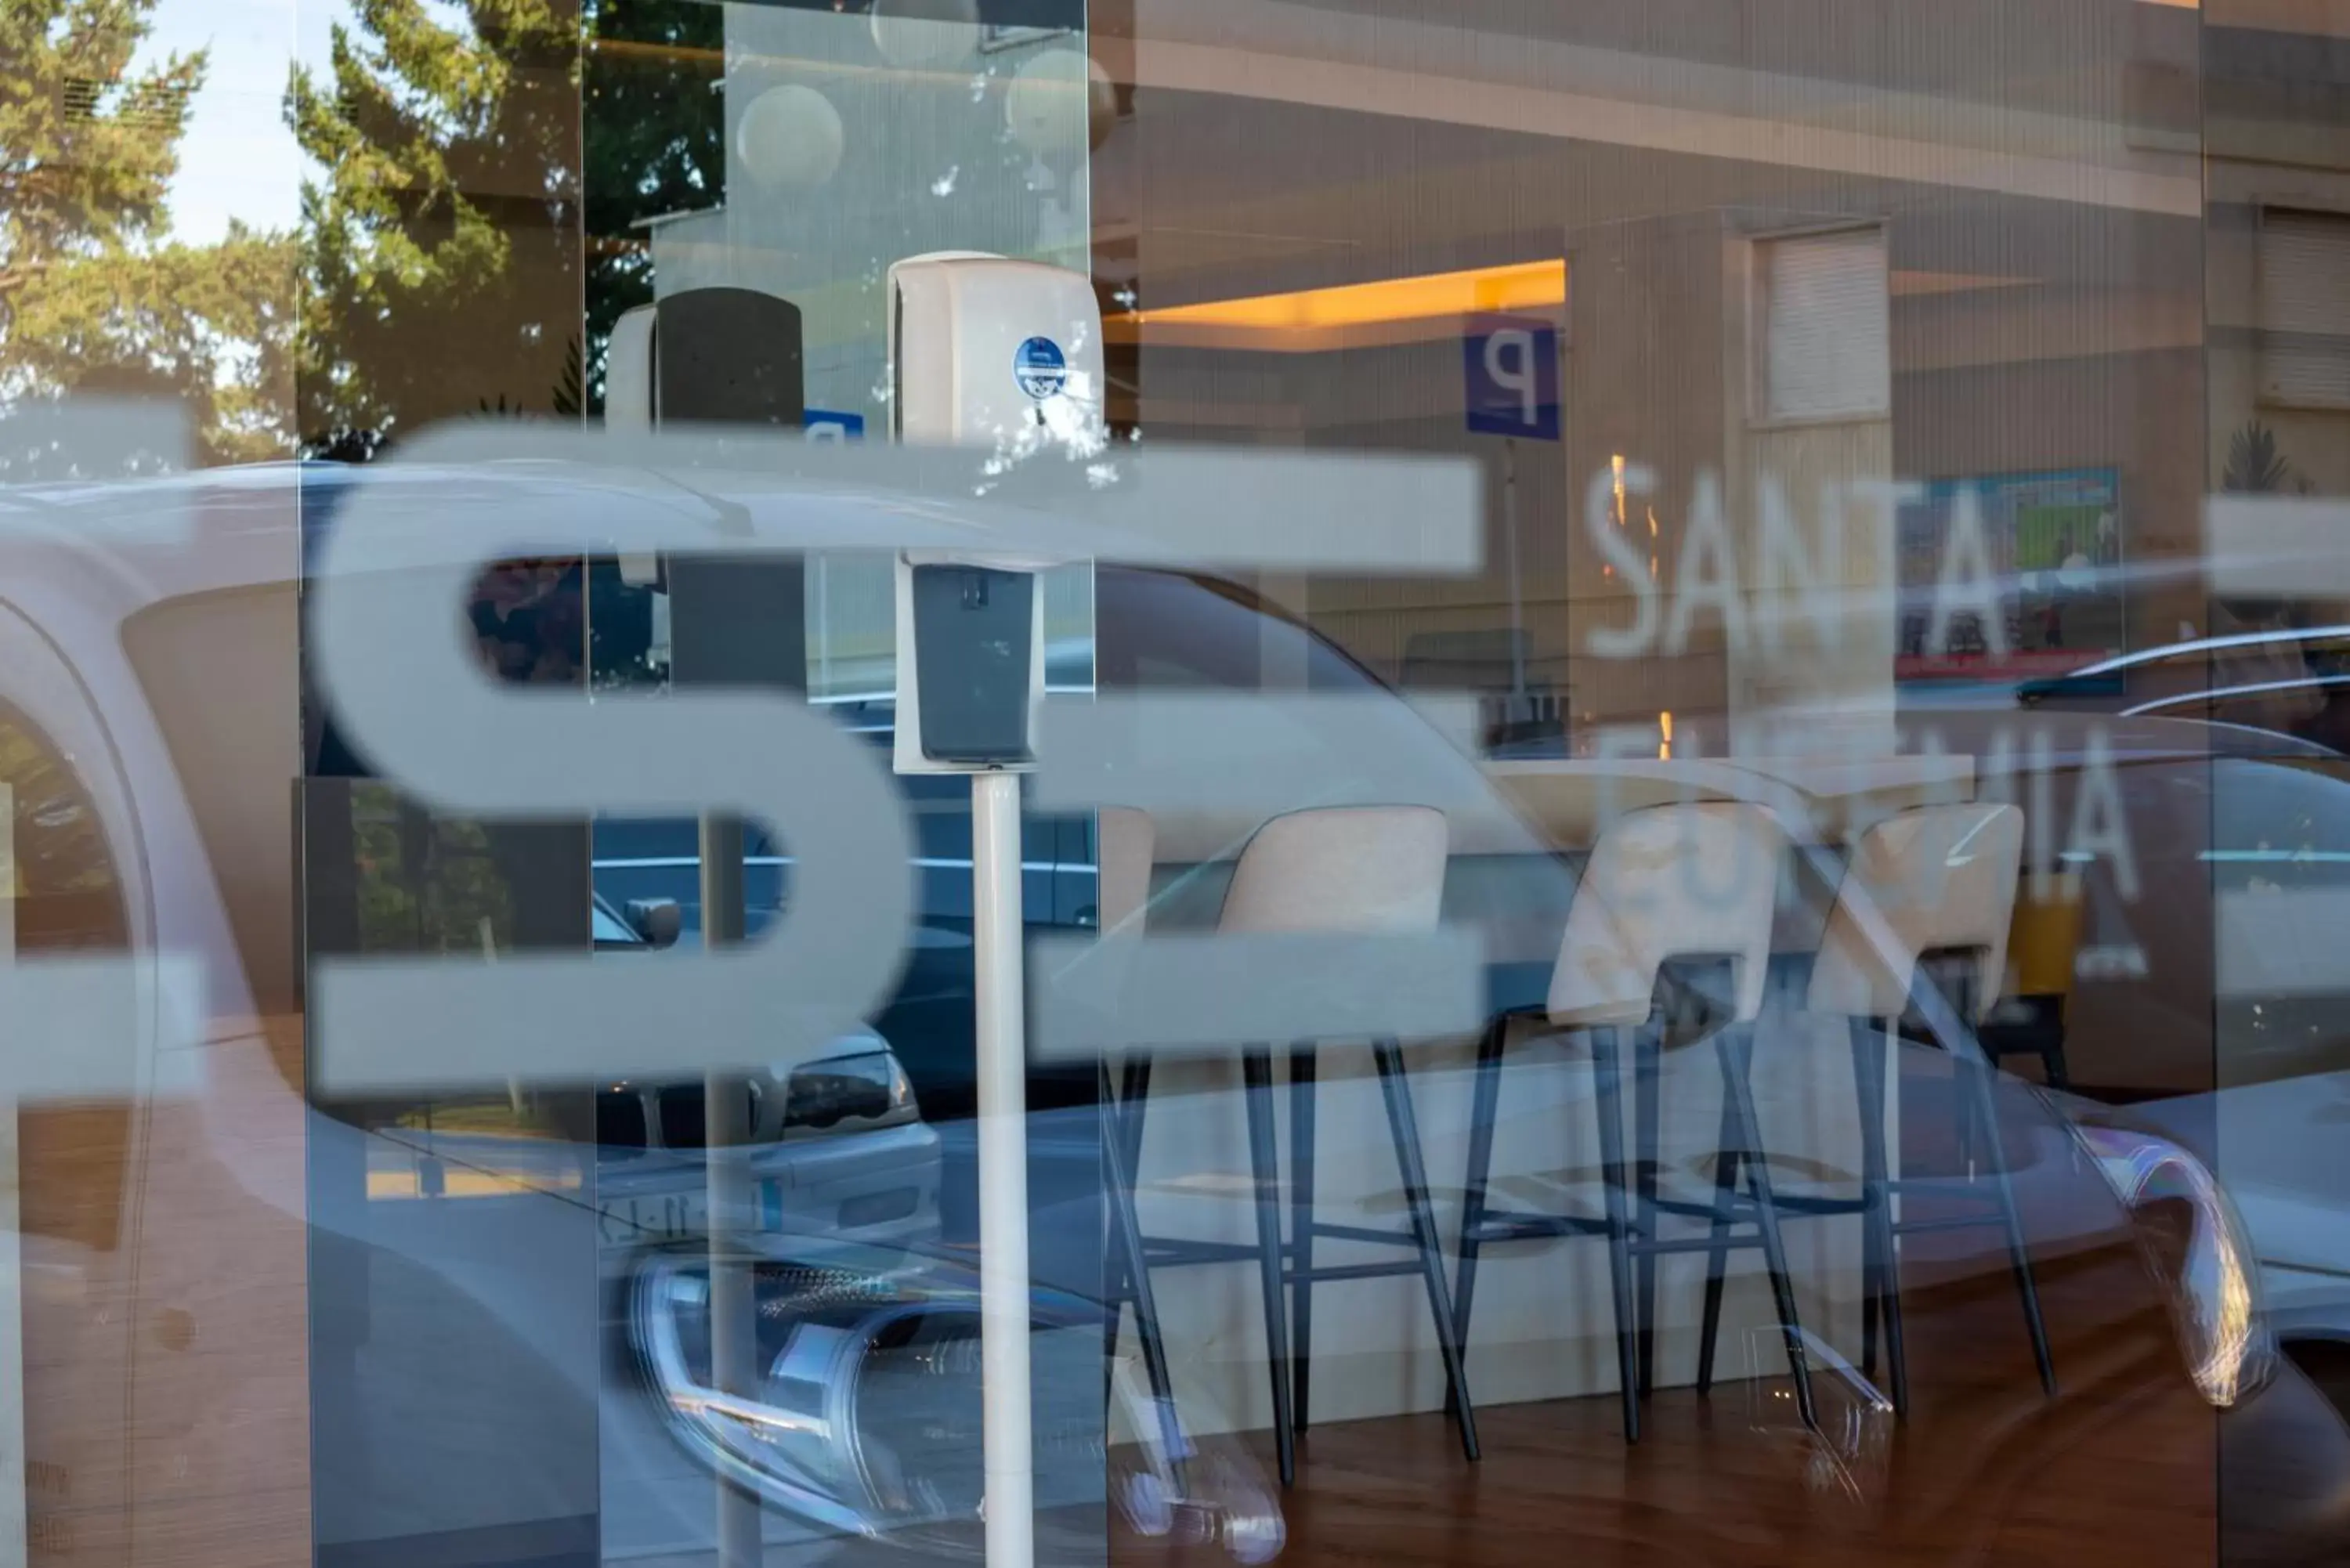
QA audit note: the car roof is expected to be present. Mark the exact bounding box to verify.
[2056,623,2350,682]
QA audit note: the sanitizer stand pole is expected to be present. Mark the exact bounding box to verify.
[700,814,763,1568]
[971,767,1035,1568]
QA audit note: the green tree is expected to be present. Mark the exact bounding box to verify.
[287,0,582,450]
[0,0,298,463]
[580,0,721,411]
[2222,418,2307,496]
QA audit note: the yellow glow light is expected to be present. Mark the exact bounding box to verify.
[1112,260,1566,341]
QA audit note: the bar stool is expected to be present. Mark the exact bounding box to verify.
[1744,801,2056,1415]
[1452,800,1813,1443]
[1104,804,1480,1485]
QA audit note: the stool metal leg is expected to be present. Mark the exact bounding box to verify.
[1101,1070,1190,1481]
[2041,1007,2072,1092]
[1860,1245,1878,1382]
[1101,1067,1129,1413]
[1850,1017,1909,1416]
[1717,1024,1819,1432]
[1963,1047,2059,1397]
[1101,1066,1168,1355]
[1955,1046,1981,1173]
[1371,1038,1480,1464]
[1116,1053,1153,1191]
[1590,1026,1643,1443]
[1693,1087,1741,1397]
[1103,1057,1156,1359]
[1288,1044,1316,1435]
[1239,1048,1297,1486]
[1851,1023,1881,1386]
[1633,1025,1663,1398]
[2041,1043,2070,1090]
[1448,1012,1509,1411]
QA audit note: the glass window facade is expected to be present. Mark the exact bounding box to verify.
[6,2,2350,1566]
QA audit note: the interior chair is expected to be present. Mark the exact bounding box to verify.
[1744,801,2057,1418]
[1104,804,1480,1486]
[1452,800,1811,1443]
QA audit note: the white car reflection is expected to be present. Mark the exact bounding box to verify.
[2,455,2345,1563]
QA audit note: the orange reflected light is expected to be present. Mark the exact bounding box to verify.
[1603,454,1626,580]
[1658,711,1674,761]
[1111,260,1566,345]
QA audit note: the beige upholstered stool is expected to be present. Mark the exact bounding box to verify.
[1770,801,2054,1415]
[1107,804,1478,1485]
[1452,800,1804,1442]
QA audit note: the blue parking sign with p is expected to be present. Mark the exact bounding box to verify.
[804,409,866,443]
[1463,315,1560,440]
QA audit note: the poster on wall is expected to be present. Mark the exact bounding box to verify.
[1895,467,2124,685]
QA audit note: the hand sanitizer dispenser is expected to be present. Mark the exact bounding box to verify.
[885,251,1103,775]
[884,251,1105,1568]
[888,250,1104,447]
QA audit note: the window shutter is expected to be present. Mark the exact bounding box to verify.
[2260,208,2350,410]
[1759,228,1889,421]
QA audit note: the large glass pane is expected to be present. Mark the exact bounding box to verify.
[12,0,2350,1566]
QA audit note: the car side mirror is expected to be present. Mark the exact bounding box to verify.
[627,897,683,949]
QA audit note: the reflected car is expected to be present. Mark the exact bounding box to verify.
[2017,623,2350,754]
[608,548,2350,1552]
[4,456,2348,1563]
[581,891,942,1255]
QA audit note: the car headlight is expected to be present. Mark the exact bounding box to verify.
[2070,1120,2278,1408]
[630,1244,1104,1554]
[631,1241,1286,1562]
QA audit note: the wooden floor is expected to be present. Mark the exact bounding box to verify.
[1113,1249,2222,1568]
[16,1024,2243,1568]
